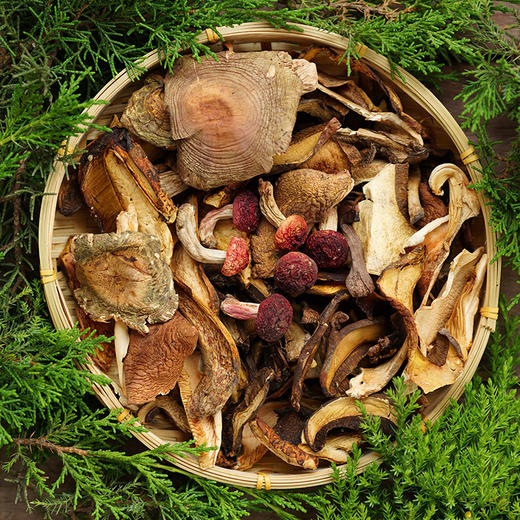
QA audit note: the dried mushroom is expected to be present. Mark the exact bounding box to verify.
[124,312,198,405]
[178,352,222,468]
[120,75,176,149]
[304,396,396,451]
[78,127,176,262]
[71,231,178,334]
[299,434,362,463]
[137,395,190,434]
[165,51,317,189]
[353,163,417,275]
[251,217,281,278]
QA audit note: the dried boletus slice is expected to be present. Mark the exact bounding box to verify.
[120,75,176,149]
[123,312,198,405]
[70,231,178,334]
[164,51,317,189]
[78,127,177,262]
[137,395,190,434]
[299,434,362,463]
[250,417,319,470]
[178,353,222,469]
[353,163,416,275]
[304,396,396,452]
[320,319,387,396]
[175,281,240,417]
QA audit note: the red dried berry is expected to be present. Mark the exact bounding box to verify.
[233,190,260,233]
[274,214,308,250]
[221,237,250,276]
[274,252,318,296]
[304,230,349,269]
[255,294,293,342]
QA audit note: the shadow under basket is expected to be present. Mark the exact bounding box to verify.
[38,22,501,489]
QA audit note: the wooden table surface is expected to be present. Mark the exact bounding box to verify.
[1,8,518,519]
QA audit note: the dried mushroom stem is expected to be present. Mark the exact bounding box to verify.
[114,205,138,395]
[408,167,424,225]
[199,204,234,248]
[258,179,287,227]
[291,290,350,411]
[319,206,338,231]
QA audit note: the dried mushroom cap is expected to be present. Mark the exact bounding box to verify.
[304,396,396,451]
[123,313,198,405]
[250,417,319,470]
[120,75,176,149]
[175,281,240,417]
[164,51,317,190]
[353,163,416,275]
[299,434,362,463]
[78,128,176,262]
[320,319,387,396]
[71,231,178,334]
[404,248,484,393]
[178,352,222,469]
[275,169,354,224]
[137,395,190,434]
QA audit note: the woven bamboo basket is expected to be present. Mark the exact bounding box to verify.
[39,22,501,490]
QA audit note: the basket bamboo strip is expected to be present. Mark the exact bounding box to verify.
[38,22,501,489]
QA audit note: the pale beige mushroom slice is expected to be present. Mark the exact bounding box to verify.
[164,51,317,189]
[404,247,484,393]
[178,352,222,469]
[137,395,190,433]
[299,434,362,463]
[408,167,425,225]
[353,163,417,275]
[416,163,480,304]
[346,247,425,399]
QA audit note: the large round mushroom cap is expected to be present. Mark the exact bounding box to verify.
[164,51,317,190]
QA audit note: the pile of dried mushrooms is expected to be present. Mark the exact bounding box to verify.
[58,46,487,471]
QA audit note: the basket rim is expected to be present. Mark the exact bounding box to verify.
[38,21,501,489]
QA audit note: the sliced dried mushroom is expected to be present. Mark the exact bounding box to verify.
[274,169,354,224]
[417,181,448,226]
[304,396,396,451]
[345,247,424,400]
[417,163,480,303]
[404,248,484,393]
[250,417,319,470]
[70,230,178,334]
[175,281,240,417]
[353,163,417,275]
[251,217,281,278]
[164,51,317,190]
[158,165,189,198]
[350,159,389,185]
[78,127,177,262]
[408,167,425,225]
[120,75,176,149]
[299,433,362,463]
[203,183,242,209]
[178,352,222,469]
[57,171,83,216]
[137,395,190,434]
[123,312,198,405]
[320,319,387,396]
[285,321,311,363]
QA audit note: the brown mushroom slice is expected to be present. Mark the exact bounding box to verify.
[229,367,274,456]
[445,253,487,360]
[164,51,317,190]
[417,164,481,303]
[408,167,425,225]
[285,322,311,362]
[404,248,484,393]
[274,169,353,224]
[251,218,281,278]
[353,164,417,275]
[159,166,189,198]
[301,139,353,175]
[341,224,375,298]
[178,353,222,469]
[58,170,83,216]
[78,127,177,262]
[58,239,115,372]
[273,119,341,169]
[175,281,240,417]
[321,319,387,396]
[414,247,483,358]
[304,396,396,452]
[123,313,198,405]
[350,159,389,186]
[297,98,345,122]
[203,183,243,209]
[317,84,422,143]
[417,181,448,227]
[137,395,190,434]
[120,75,176,149]
[299,434,362,463]
[291,290,350,411]
[250,417,319,470]
[71,230,178,334]
[171,244,220,314]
